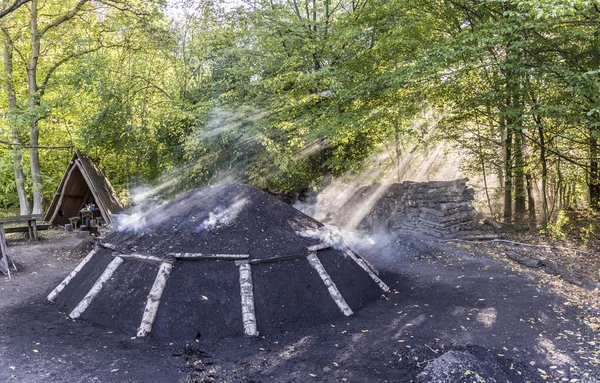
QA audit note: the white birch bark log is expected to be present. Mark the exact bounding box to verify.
[137,262,173,337]
[69,256,124,319]
[238,262,258,336]
[306,252,353,316]
[47,245,99,302]
[342,248,389,292]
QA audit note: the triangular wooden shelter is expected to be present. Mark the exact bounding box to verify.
[45,150,123,226]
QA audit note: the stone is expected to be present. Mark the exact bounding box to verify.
[417,350,510,383]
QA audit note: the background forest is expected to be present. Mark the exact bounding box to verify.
[0,0,599,231]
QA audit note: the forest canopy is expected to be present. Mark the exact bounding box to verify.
[1,0,599,228]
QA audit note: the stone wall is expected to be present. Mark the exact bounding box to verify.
[358,179,475,238]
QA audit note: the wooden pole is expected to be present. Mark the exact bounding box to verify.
[49,162,77,224]
[27,219,33,241]
[169,253,249,260]
[29,219,38,241]
[237,261,258,336]
[47,245,100,302]
[137,262,173,337]
[69,256,124,319]
[306,252,353,316]
[0,223,11,278]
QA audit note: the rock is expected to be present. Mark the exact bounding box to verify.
[76,230,90,239]
[417,350,510,383]
[64,224,73,232]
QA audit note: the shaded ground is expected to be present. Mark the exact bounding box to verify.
[0,231,598,382]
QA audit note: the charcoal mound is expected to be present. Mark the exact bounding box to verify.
[108,184,323,259]
[47,184,389,340]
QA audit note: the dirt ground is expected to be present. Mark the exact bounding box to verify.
[0,230,598,383]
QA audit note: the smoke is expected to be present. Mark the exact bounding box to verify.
[296,224,402,269]
[114,175,247,233]
[196,198,248,231]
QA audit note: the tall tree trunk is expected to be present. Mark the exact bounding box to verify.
[2,28,30,215]
[503,120,513,221]
[394,119,402,183]
[28,0,43,214]
[513,127,526,220]
[525,172,536,223]
[534,118,549,227]
[479,135,493,217]
[589,128,599,210]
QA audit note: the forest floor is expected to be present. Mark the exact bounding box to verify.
[0,229,598,383]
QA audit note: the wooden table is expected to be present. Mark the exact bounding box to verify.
[0,214,44,241]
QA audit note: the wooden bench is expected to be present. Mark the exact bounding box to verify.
[0,214,46,241]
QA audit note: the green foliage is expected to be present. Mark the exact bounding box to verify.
[1,0,600,217]
[543,210,570,241]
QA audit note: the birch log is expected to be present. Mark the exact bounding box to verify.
[137,262,173,337]
[306,253,353,316]
[69,256,124,319]
[47,246,99,302]
[237,262,258,336]
[119,253,165,264]
[170,253,249,260]
[342,248,389,292]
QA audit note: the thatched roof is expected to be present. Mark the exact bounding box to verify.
[45,150,123,225]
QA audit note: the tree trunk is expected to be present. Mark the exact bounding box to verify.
[2,28,30,215]
[28,0,43,214]
[394,119,402,183]
[525,172,536,223]
[590,127,599,211]
[503,120,513,221]
[513,127,526,220]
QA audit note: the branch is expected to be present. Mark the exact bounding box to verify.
[0,139,73,149]
[39,43,118,97]
[40,0,88,37]
[0,0,30,20]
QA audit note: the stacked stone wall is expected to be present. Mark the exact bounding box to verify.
[359,179,475,238]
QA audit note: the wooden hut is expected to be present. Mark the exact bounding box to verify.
[45,150,123,226]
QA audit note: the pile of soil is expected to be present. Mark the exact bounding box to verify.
[108,184,323,258]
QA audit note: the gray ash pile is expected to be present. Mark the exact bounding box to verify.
[47,184,388,341]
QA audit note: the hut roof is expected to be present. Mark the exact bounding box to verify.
[45,150,123,225]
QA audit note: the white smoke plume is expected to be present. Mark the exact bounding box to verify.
[197,198,248,231]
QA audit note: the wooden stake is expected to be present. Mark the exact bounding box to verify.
[342,248,389,292]
[47,246,100,302]
[69,256,124,319]
[306,252,353,316]
[238,262,258,336]
[0,223,11,279]
[137,262,173,337]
